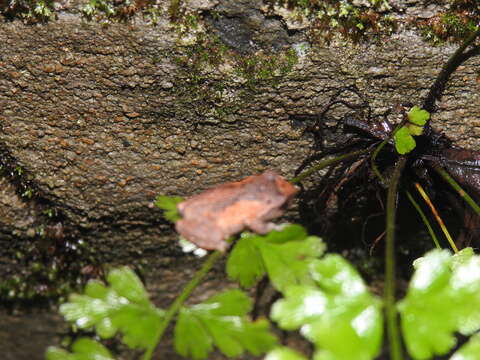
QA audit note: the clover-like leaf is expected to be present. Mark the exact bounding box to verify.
[154,195,184,222]
[271,255,383,360]
[399,249,480,360]
[174,289,277,359]
[59,267,164,350]
[394,126,416,154]
[408,106,430,126]
[407,123,424,136]
[45,338,114,360]
[227,225,325,291]
[265,347,308,360]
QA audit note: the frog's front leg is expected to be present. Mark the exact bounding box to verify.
[246,218,280,235]
[175,218,227,251]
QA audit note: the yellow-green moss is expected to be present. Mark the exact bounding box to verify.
[420,3,479,44]
[263,0,396,43]
[172,32,299,122]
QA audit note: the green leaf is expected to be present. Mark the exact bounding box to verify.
[107,267,149,304]
[259,235,325,292]
[263,224,309,244]
[227,226,325,291]
[174,289,277,359]
[227,234,266,288]
[154,195,184,222]
[271,285,328,330]
[451,247,475,270]
[271,255,383,360]
[407,123,424,136]
[45,338,114,360]
[174,311,213,360]
[449,333,480,360]
[265,347,308,360]
[399,250,480,359]
[408,106,430,126]
[59,267,164,350]
[394,126,416,154]
[202,288,252,316]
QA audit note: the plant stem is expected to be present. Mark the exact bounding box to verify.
[414,182,458,253]
[385,156,406,360]
[432,164,480,217]
[423,27,480,113]
[371,118,408,185]
[405,190,441,249]
[143,250,223,360]
[289,148,369,184]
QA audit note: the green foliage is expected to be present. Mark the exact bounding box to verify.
[49,223,480,360]
[271,254,383,360]
[394,106,430,154]
[46,338,114,360]
[0,0,55,22]
[408,106,430,126]
[398,248,480,359]
[264,0,394,43]
[174,289,277,359]
[394,126,417,155]
[154,195,184,222]
[59,267,164,350]
[421,8,479,44]
[226,225,326,291]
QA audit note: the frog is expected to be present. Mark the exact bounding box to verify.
[175,170,299,252]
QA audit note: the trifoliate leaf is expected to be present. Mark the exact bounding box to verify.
[449,333,480,360]
[265,347,308,360]
[399,249,480,360]
[407,123,424,136]
[174,289,277,359]
[408,106,430,126]
[45,338,114,360]
[227,225,325,291]
[271,255,383,360]
[59,267,164,350]
[154,195,184,222]
[394,126,416,154]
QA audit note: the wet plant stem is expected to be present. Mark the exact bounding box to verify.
[385,156,406,360]
[414,182,458,253]
[433,165,480,217]
[405,190,441,249]
[371,118,408,186]
[290,149,369,184]
[423,27,480,113]
[144,250,223,360]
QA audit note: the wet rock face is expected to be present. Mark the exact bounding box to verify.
[0,17,313,244]
[0,2,479,359]
[206,0,296,53]
[1,12,480,247]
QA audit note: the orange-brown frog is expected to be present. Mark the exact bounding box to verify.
[175,170,299,252]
